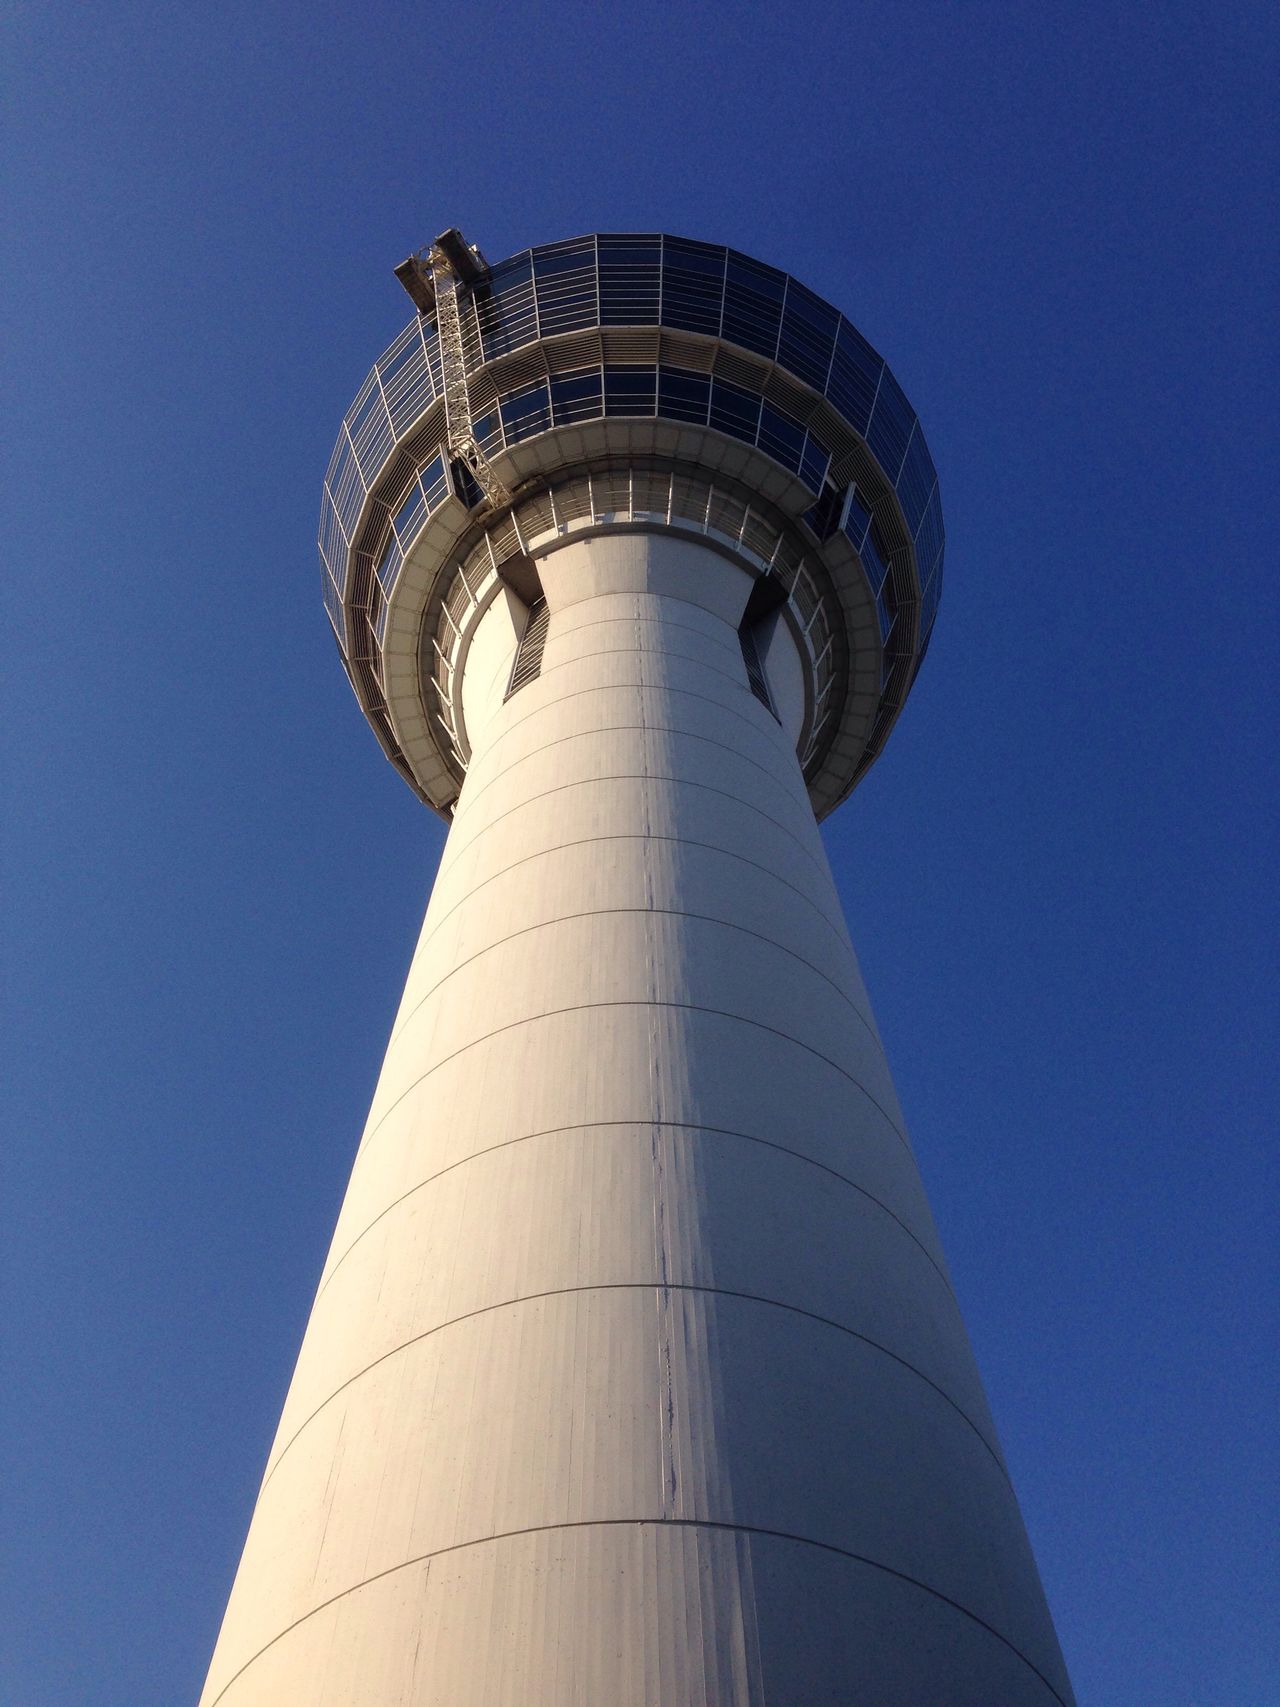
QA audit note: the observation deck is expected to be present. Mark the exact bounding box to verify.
[319,233,944,819]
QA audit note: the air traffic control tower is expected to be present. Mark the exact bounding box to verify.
[200,232,1075,1707]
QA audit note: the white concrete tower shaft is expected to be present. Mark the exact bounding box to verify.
[200,531,1074,1706]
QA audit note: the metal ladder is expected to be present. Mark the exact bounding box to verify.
[428,239,512,510]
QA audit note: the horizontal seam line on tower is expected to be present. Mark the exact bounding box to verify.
[204,1519,1066,1707]
[318,1121,954,1304]
[356,998,909,1165]
[543,608,744,661]
[259,1281,1007,1497]
[387,906,877,1059]
[456,721,812,822]
[546,586,760,636]
[525,640,754,698]
[480,674,795,773]
[438,772,828,891]
[408,832,849,985]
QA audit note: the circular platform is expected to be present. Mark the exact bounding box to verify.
[319,234,944,818]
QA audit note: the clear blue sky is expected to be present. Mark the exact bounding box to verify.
[4,3,1276,1702]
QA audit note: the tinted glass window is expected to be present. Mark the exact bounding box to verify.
[914,486,944,575]
[378,324,437,436]
[757,403,805,473]
[450,459,484,509]
[657,365,711,423]
[920,567,942,638]
[895,423,936,534]
[323,570,345,643]
[660,238,725,336]
[420,452,448,512]
[603,365,657,415]
[866,365,915,483]
[861,521,890,595]
[799,433,830,495]
[842,487,873,551]
[598,234,661,325]
[375,534,400,590]
[826,320,882,434]
[533,239,598,336]
[475,254,537,360]
[551,368,604,425]
[391,479,426,545]
[472,409,502,458]
[709,377,762,443]
[805,481,843,540]
[777,279,839,391]
[499,381,551,442]
[722,251,785,358]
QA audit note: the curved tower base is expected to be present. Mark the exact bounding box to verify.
[200,533,1073,1707]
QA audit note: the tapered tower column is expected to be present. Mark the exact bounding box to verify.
[202,232,1075,1704]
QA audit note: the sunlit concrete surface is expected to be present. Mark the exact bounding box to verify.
[200,532,1074,1706]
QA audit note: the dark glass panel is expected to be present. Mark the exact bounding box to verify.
[344,370,394,482]
[391,478,426,545]
[371,580,389,640]
[919,566,943,640]
[597,234,663,262]
[660,237,726,336]
[474,254,537,361]
[865,365,914,483]
[777,278,840,391]
[603,364,657,416]
[317,497,347,588]
[599,233,661,326]
[825,319,882,434]
[757,402,805,473]
[472,409,502,457]
[550,368,604,426]
[499,380,551,443]
[799,433,831,495]
[378,323,437,434]
[722,251,786,358]
[323,570,345,644]
[913,486,944,578]
[537,293,598,336]
[709,377,762,443]
[375,536,400,593]
[487,249,535,281]
[861,521,890,596]
[870,518,894,572]
[657,365,711,423]
[895,421,936,533]
[533,238,598,335]
[450,459,484,510]
[532,236,596,267]
[805,481,843,541]
[842,487,873,551]
[420,452,448,511]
